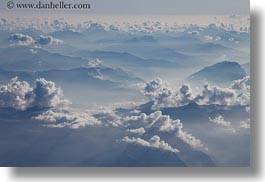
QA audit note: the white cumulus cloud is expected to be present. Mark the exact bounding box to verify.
[0,77,69,111]
[209,115,231,127]
[122,135,179,153]
[8,33,34,46]
[127,127,146,135]
[37,35,63,45]
[34,109,101,129]
[88,59,103,67]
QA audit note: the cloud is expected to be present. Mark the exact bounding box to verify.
[93,111,122,127]
[8,33,34,46]
[152,88,180,110]
[87,68,103,79]
[144,78,163,97]
[195,84,236,105]
[34,109,101,129]
[122,135,179,153]
[245,106,250,113]
[37,35,63,45]
[240,107,250,129]
[179,84,194,105]
[187,31,200,35]
[209,115,231,127]
[230,76,250,105]
[178,130,204,149]
[88,59,103,67]
[209,115,236,133]
[127,127,146,135]
[215,36,221,41]
[124,111,204,150]
[143,78,250,111]
[0,77,34,111]
[231,76,250,90]
[124,111,182,132]
[240,118,250,129]
[33,78,69,109]
[0,77,69,111]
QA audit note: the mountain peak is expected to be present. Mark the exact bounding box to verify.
[188,61,247,84]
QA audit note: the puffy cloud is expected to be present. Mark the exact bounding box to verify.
[179,84,194,105]
[0,77,69,111]
[209,115,236,133]
[236,91,250,105]
[124,111,204,150]
[8,33,34,46]
[127,127,146,135]
[87,68,103,79]
[0,77,34,111]
[144,78,250,111]
[34,109,101,129]
[178,130,204,149]
[195,84,236,105]
[152,88,180,110]
[125,111,182,132]
[143,79,182,110]
[33,78,69,109]
[231,76,250,90]
[232,76,250,106]
[88,59,103,67]
[122,135,179,153]
[144,78,163,97]
[37,35,63,45]
[93,111,122,127]
[209,115,231,127]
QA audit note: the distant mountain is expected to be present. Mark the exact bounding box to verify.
[174,42,232,55]
[51,30,83,39]
[69,50,177,68]
[187,61,247,84]
[131,101,249,124]
[161,102,249,123]
[0,67,143,87]
[126,35,156,43]
[0,47,87,71]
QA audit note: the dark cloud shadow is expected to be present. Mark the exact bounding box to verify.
[10,11,261,179]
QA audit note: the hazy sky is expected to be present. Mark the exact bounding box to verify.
[1,0,249,15]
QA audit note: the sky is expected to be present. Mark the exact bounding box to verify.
[1,0,249,15]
